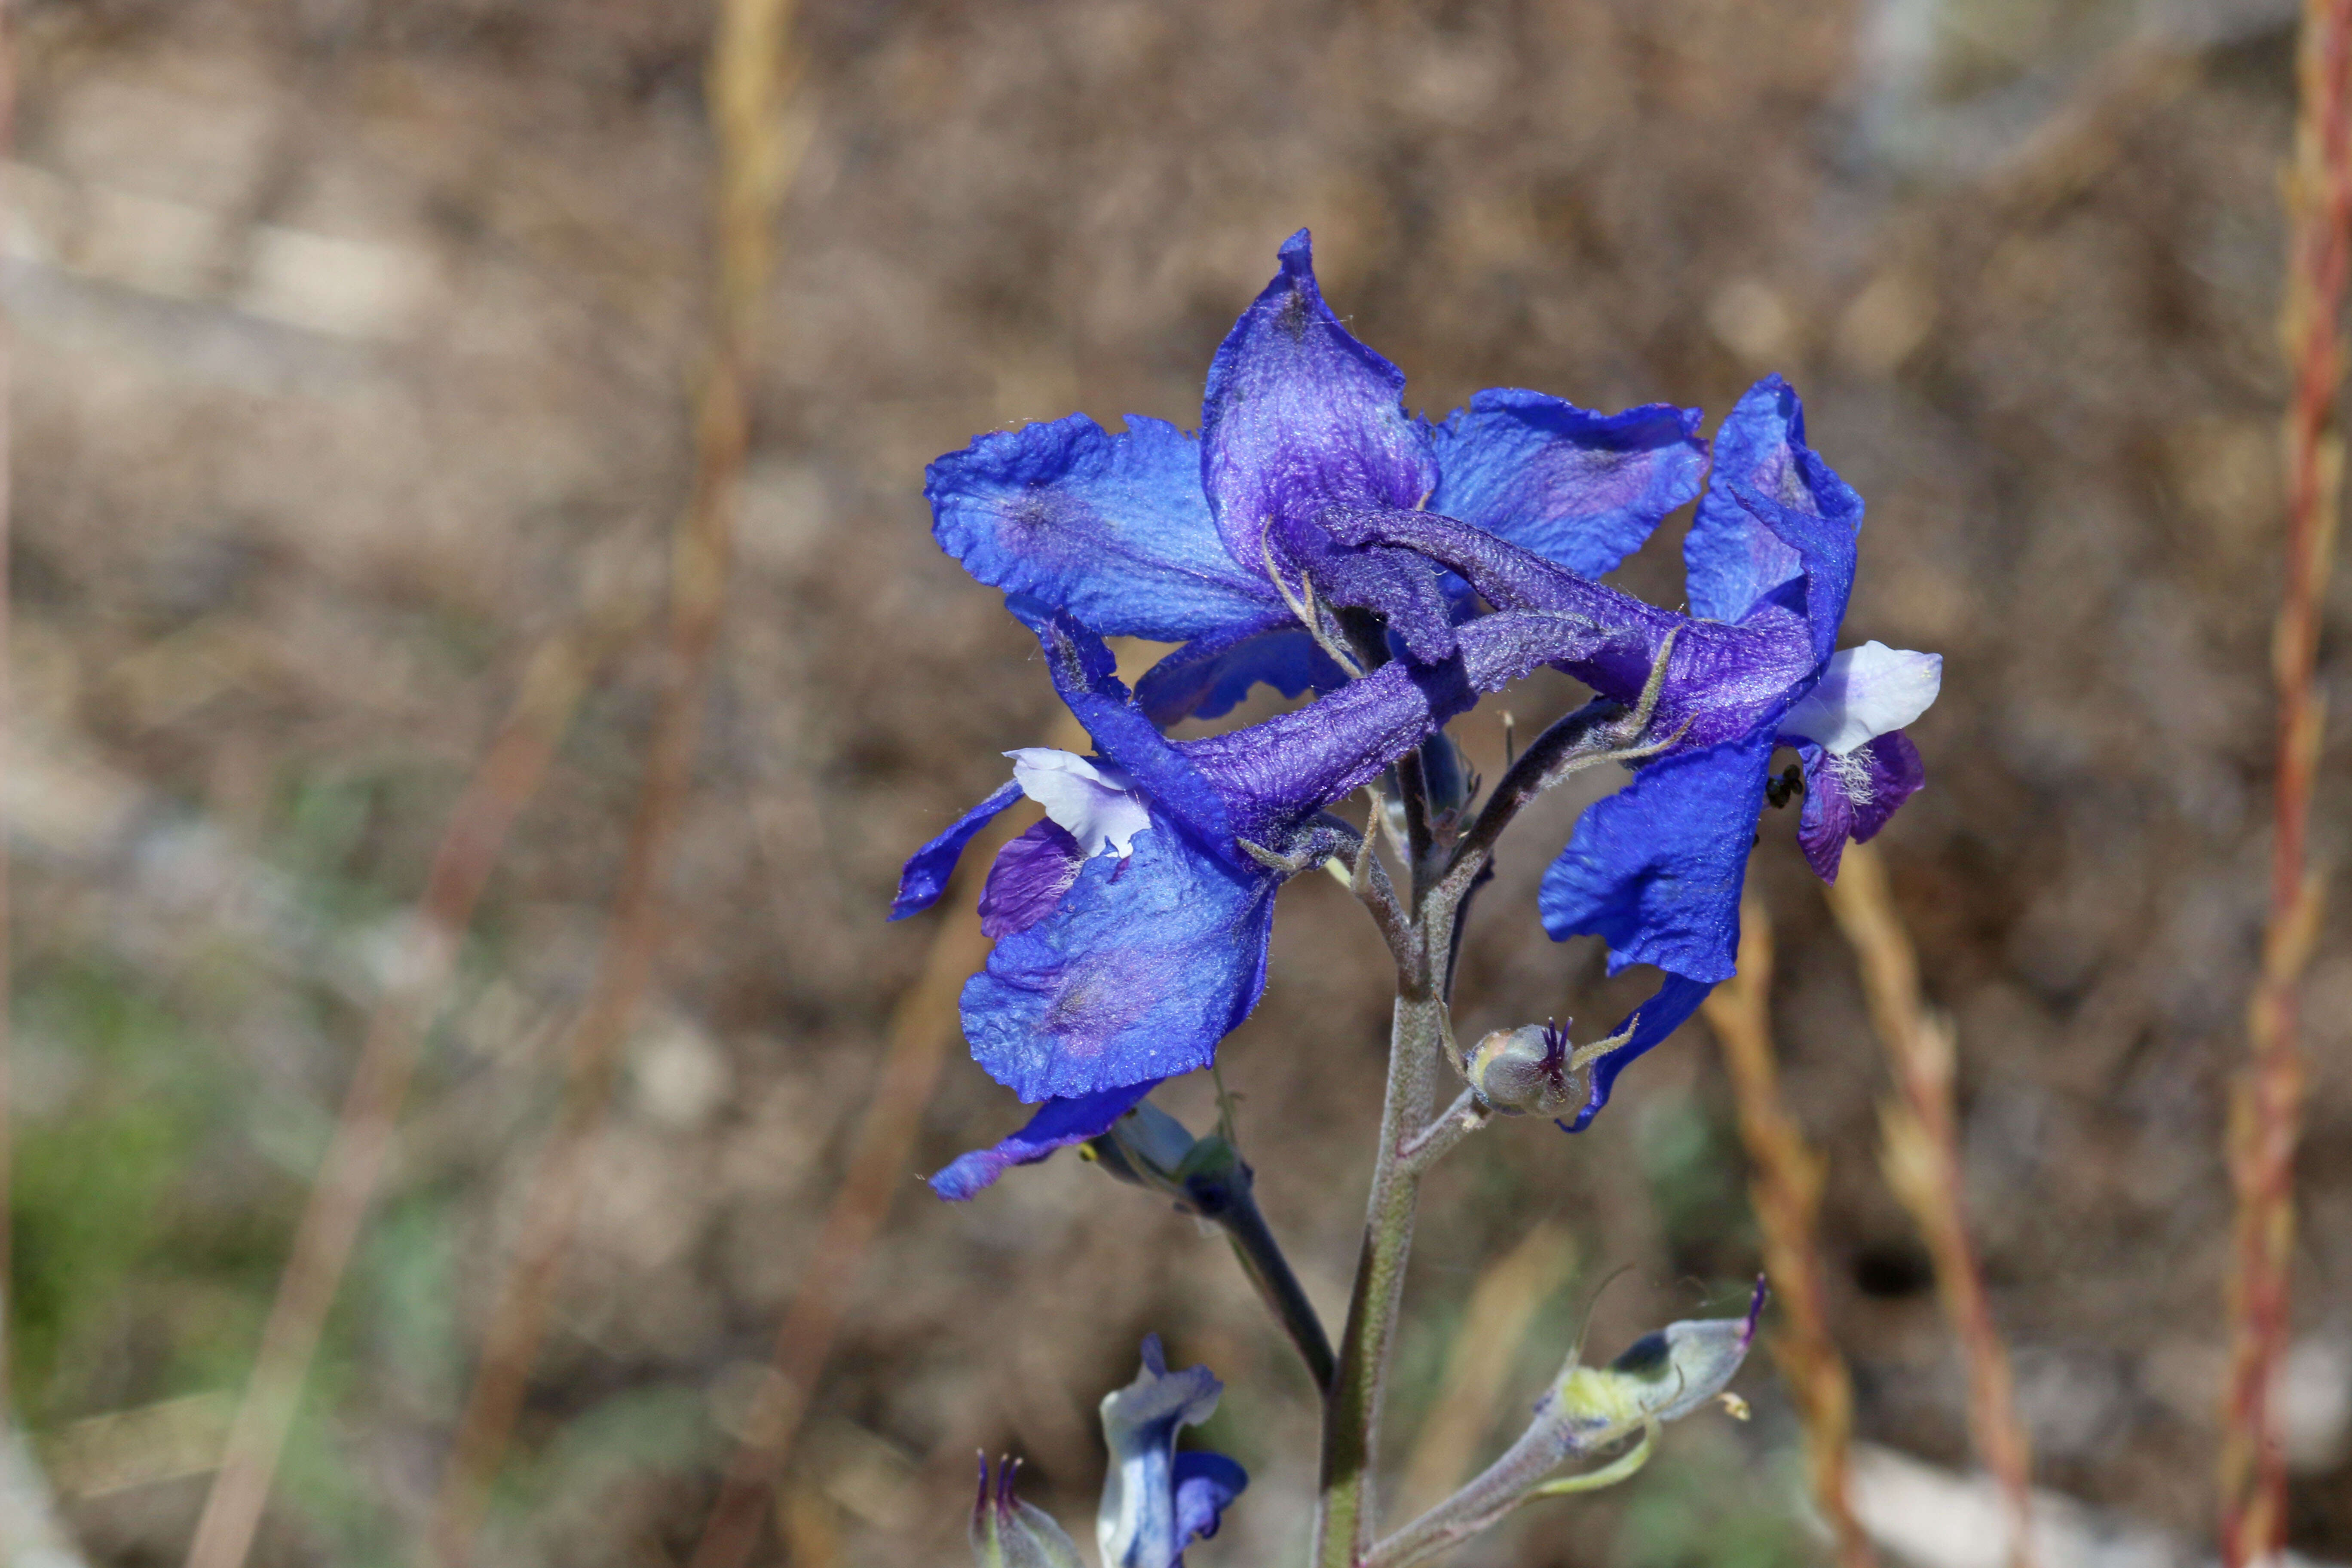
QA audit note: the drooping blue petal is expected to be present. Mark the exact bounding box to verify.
[1427,392,1707,579]
[1796,729,1925,882]
[892,779,1023,920]
[1538,729,1776,983]
[978,820,1086,938]
[1560,972,1716,1132]
[1132,617,1348,726]
[1684,377,1862,636]
[1200,230,1436,573]
[961,813,1276,1102]
[928,414,1281,642]
[928,1080,1156,1201]
[1170,1452,1248,1554]
[1098,1337,1239,1568]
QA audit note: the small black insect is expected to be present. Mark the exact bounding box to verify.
[1764,763,1805,809]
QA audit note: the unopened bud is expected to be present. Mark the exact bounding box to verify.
[1552,1277,1768,1439]
[1464,1022,1573,1115]
[971,1455,1084,1568]
[1085,1101,1201,1200]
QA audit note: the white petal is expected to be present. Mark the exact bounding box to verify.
[1006,748,1153,858]
[1777,643,1942,754]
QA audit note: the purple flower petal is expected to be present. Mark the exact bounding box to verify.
[978,819,1087,939]
[1428,391,1707,579]
[961,812,1277,1102]
[928,1080,1156,1201]
[1684,376,1862,642]
[928,413,1280,642]
[1200,230,1436,575]
[1537,729,1776,982]
[891,779,1022,920]
[1796,729,1925,882]
[1099,1338,1241,1568]
[1176,649,1477,844]
[1131,617,1349,725]
[1328,508,1815,747]
[1170,1452,1248,1557]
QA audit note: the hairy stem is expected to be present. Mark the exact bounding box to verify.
[1316,980,1446,1568]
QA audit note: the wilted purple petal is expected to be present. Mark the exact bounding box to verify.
[1200,230,1436,577]
[1796,729,1925,882]
[979,820,1087,939]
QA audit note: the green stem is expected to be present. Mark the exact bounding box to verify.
[1314,984,1446,1568]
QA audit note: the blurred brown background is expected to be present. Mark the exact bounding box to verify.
[6,0,2350,1563]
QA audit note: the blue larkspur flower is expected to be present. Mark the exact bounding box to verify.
[1335,377,1941,1124]
[923,229,1707,721]
[903,602,1610,1200]
[1096,1336,1246,1568]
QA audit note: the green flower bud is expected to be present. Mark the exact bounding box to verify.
[971,1455,1084,1568]
[1551,1277,1767,1442]
[1463,1022,1572,1115]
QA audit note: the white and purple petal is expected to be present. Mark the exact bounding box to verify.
[1007,748,1152,858]
[928,414,1280,643]
[1776,642,1942,754]
[928,1080,1157,1201]
[1427,391,1707,579]
[1098,1337,1245,1568]
[1795,729,1925,882]
[960,810,1277,1103]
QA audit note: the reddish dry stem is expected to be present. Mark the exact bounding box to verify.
[1703,903,1877,1568]
[181,619,625,1568]
[1826,844,2035,1568]
[420,2,798,1559]
[2220,1,2352,1559]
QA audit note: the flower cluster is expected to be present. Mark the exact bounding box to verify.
[896,230,1940,1192]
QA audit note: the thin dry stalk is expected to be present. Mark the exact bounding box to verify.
[1824,843,2034,1568]
[1393,1222,1577,1522]
[687,682,1102,1568]
[1701,900,1875,1568]
[685,857,996,1568]
[0,0,17,1420]
[418,5,799,1560]
[2221,0,2352,1559]
[176,616,631,1568]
